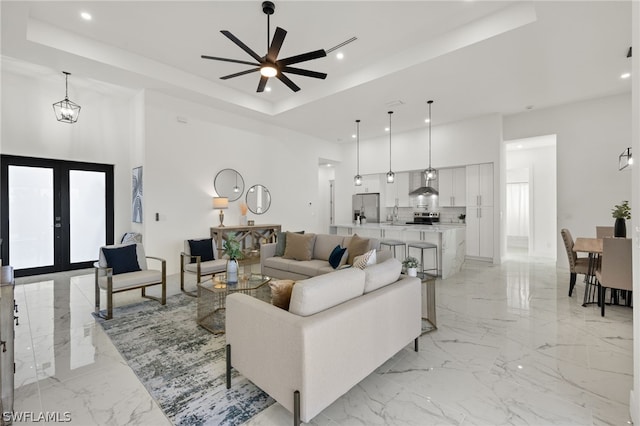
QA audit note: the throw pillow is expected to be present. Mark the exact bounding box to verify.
[188,238,215,263]
[328,245,348,269]
[275,230,304,257]
[347,234,370,265]
[269,279,296,310]
[101,244,141,275]
[352,249,376,270]
[283,232,316,261]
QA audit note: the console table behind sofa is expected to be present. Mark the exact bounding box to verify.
[210,224,281,258]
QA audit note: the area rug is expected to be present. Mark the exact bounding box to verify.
[93,293,274,425]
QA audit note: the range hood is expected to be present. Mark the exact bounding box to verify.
[409,172,439,196]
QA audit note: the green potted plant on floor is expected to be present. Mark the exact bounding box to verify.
[612,200,631,238]
[223,233,244,284]
[402,256,419,277]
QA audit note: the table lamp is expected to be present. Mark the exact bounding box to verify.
[213,197,229,227]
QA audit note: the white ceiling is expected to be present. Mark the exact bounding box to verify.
[1,1,632,143]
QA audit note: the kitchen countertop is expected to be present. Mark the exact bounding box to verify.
[333,222,466,232]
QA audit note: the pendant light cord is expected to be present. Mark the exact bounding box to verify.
[427,100,433,169]
[356,119,360,175]
[388,111,393,171]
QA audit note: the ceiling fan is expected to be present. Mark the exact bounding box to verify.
[201,1,327,93]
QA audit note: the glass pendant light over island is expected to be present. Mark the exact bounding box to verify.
[386,111,395,183]
[354,119,362,186]
[424,100,437,181]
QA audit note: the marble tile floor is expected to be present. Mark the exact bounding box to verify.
[9,255,633,425]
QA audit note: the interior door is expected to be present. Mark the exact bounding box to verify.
[1,155,114,277]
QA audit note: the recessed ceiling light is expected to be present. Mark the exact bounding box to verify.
[326,163,332,167]
[384,127,390,132]
[80,11,92,21]
[517,144,523,149]
[336,52,344,60]
[424,118,430,123]
[351,134,356,138]
[265,86,272,92]
[621,72,631,79]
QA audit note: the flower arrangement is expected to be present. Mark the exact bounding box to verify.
[402,256,419,269]
[612,200,631,219]
[239,202,248,216]
[223,234,244,261]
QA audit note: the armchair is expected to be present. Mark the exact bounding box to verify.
[180,238,227,296]
[94,242,166,319]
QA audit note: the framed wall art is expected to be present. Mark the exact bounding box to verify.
[132,166,143,223]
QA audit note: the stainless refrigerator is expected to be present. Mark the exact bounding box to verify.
[352,193,381,223]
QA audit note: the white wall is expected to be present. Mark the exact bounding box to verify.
[506,141,557,259]
[504,93,632,269]
[142,91,341,274]
[1,70,136,240]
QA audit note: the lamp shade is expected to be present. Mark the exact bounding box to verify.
[213,197,229,209]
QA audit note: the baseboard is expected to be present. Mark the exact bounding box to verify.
[630,389,638,425]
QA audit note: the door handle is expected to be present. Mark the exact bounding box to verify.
[54,224,62,228]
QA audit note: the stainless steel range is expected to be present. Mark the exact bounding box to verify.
[406,211,440,225]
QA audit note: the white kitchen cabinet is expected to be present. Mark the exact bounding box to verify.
[438,167,466,207]
[359,175,380,194]
[385,172,410,207]
[466,206,493,259]
[466,163,493,207]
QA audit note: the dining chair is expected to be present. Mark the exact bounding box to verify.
[596,226,614,239]
[560,229,590,297]
[596,237,632,316]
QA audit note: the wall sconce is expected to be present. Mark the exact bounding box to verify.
[213,196,229,227]
[619,147,633,170]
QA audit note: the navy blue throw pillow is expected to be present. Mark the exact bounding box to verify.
[328,245,347,269]
[102,244,141,275]
[188,238,215,263]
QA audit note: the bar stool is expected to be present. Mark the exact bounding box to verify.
[407,241,438,278]
[380,239,406,261]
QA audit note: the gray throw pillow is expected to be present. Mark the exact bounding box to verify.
[275,230,304,257]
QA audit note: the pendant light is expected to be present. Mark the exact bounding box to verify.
[386,111,395,183]
[424,100,437,181]
[354,119,362,186]
[52,71,81,123]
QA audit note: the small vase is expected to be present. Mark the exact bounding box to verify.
[614,218,627,238]
[227,259,239,284]
[408,267,418,277]
[240,215,248,226]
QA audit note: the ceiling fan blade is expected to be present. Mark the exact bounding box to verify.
[281,66,327,79]
[278,49,327,66]
[267,27,287,62]
[201,55,259,67]
[257,76,268,93]
[221,30,263,62]
[220,68,260,80]
[277,73,300,92]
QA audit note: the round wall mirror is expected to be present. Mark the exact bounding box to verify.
[245,184,271,215]
[214,168,244,202]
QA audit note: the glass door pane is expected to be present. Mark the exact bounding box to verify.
[8,165,54,269]
[69,170,106,263]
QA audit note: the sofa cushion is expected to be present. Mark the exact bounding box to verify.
[188,238,215,263]
[263,256,298,272]
[283,232,316,261]
[275,230,304,257]
[269,279,296,310]
[101,244,141,275]
[184,259,227,275]
[364,258,403,293]
[288,259,329,277]
[346,234,370,265]
[328,245,348,269]
[289,268,366,316]
[353,249,376,269]
[313,235,345,261]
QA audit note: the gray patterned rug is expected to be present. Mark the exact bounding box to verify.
[93,294,273,425]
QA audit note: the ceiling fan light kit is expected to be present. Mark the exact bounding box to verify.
[201,1,327,93]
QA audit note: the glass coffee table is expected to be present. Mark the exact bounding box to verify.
[197,273,271,334]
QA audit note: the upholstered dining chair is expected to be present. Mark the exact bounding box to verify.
[94,242,166,319]
[596,226,614,239]
[560,228,590,297]
[180,238,228,296]
[596,237,632,317]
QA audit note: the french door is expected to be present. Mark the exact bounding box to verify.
[1,155,114,277]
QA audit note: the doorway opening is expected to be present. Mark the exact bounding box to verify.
[505,135,557,260]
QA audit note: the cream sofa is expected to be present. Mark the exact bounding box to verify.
[261,233,388,280]
[226,258,421,426]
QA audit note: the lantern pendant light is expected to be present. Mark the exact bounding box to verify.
[386,111,395,183]
[354,119,362,186]
[52,71,81,123]
[424,100,437,181]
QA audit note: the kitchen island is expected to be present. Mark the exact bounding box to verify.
[330,223,465,279]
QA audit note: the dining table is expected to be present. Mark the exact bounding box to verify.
[572,237,603,306]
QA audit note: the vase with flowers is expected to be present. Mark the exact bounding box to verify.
[612,200,631,238]
[239,202,248,226]
[223,233,244,284]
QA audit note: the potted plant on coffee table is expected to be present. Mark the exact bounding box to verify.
[402,256,420,277]
[223,233,244,284]
[612,200,631,237]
